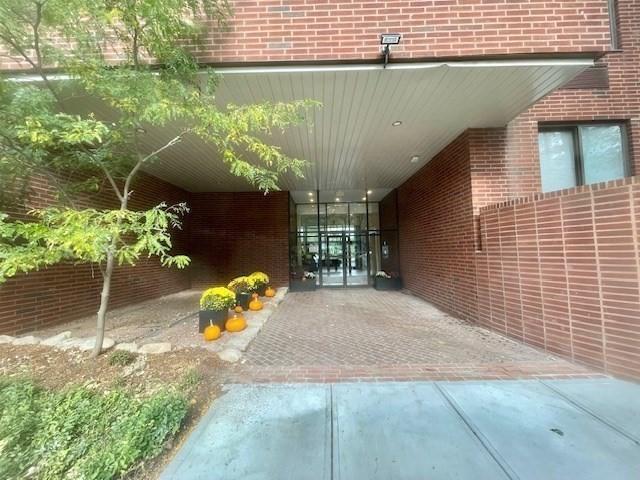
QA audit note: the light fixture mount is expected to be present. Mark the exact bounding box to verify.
[380,33,401,69]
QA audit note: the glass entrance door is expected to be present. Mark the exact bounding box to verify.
[320,233,369,287]
[322,234,346,286]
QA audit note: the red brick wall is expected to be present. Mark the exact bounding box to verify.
[0,0,612,70]
[188,191,290,288]
[469,1,640,209]
[397,132,478,321]
[0,173,192,335]
[476,177,640,379]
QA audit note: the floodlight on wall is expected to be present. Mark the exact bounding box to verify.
[380,33,401,68]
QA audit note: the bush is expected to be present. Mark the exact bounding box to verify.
[0,377,188,480]
[108,350,136,367]
[199,287,236,311]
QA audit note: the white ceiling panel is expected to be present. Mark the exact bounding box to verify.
[137,59,592,192]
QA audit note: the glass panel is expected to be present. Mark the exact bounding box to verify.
[326,203,348,232]
[346,234,368,286]
[289,234,320,278]
[349,203,368,232]
[368,233,381,279]
[296,204,319,233]
[538,130,578,192]
[367,203,380,230]
[580,125,626,185]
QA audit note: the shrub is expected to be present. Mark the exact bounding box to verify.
[248,271,269,290]
[108,350,136,367]
[199,287,236,311]
[227,276,251,294]
[0,377,188,480]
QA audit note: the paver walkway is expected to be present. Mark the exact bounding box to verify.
[228,289,598,382]
[161,378,640,480]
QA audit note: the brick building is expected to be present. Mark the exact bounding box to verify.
[1,1,639,379]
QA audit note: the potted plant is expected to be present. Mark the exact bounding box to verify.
[374,271,402,291]
[290,271,317,292]
[228,276,252,310]
[249,271,270,296]
[198,287,236,332]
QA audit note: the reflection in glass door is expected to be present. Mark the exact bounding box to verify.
[346,234,368,286]
[322,234,345,286]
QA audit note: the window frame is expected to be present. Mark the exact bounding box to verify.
[538,121,631,190]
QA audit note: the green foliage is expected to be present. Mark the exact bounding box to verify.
[227,275,251,293]
[179,368,202,392]
[108,350,136,367]
[249,271,269,289]
[0,377,188,480]
[199,286,236,311]
[0,203,190,283]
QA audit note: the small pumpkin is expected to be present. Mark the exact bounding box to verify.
[234,305,244,313]
[226,310,247,332]
[249,293,263,311]
[203,323,221,341]
[265,286,276,298]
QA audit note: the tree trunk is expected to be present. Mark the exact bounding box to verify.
[91,248,115,357]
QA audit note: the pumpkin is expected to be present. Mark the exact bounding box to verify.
[226,310,247,332]
[265,286,276,298]
[249,293,263,311]
[203,323,221,341]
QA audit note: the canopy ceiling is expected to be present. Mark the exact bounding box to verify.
[131,59,591,192]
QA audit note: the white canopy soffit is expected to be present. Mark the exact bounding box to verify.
[69,59,595,192]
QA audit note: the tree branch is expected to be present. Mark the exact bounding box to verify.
[122,130,190,204]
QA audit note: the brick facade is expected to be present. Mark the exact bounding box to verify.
[397,132,477,322]
[0,173,192,335]
[476,178,640,379]
[188,192,290,289]
[0,0,612,70]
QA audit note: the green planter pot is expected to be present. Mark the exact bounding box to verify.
[236,292,251,310]
[374,277,402,291]
[198,309,228,332]
[290,278,317,292]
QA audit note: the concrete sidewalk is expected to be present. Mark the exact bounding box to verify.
[161,378,640,480]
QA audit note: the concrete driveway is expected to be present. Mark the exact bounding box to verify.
[161,378,640,480]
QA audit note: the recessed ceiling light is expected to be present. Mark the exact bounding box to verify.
[335,198,340,202]
[308,192,313,196]
[310,199,314,203]
[410,155,420,163]
[367,190,373,194]
[362,197,366,201]
[392,121,402,127]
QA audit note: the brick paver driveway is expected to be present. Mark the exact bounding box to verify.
[229,289,597,382]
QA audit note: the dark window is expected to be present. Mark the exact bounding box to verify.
[538,123,629,193]
[608,0,620,49]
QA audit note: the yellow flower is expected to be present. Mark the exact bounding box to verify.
[200,287,236,311]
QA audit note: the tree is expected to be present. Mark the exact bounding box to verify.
[0,0,317,356]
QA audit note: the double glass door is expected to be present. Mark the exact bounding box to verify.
[321,232,368,287]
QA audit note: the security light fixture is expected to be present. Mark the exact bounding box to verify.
[380,33,401,68]
[410,155,420,163]
[392,120,402,127]
[380,33,401,46]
